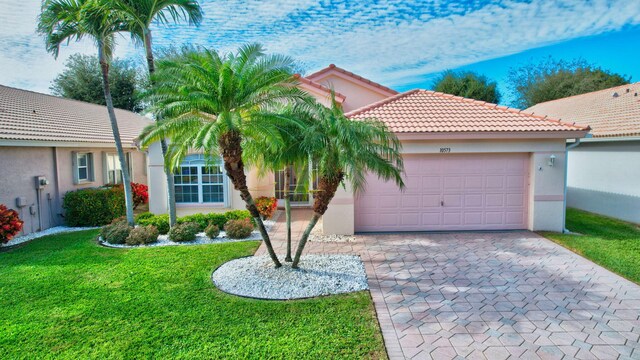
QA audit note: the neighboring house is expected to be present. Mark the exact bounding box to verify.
[527,83,640,224]
[147,65,589,234]
[0,85,152,235]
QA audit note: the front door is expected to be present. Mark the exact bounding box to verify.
[274,166,313,205]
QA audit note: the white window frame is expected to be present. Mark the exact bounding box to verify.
[77,153,90,182]
[174,154,228,206]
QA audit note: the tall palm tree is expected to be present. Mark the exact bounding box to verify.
[291,95,405,268]
[115,0,203,227]
[38,0,136,226]
[139,45,313,268]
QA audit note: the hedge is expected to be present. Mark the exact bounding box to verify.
[135,210,252,234]
[63,187,125,226]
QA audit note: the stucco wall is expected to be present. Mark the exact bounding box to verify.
[0,145,148,236]
[0,146,59,236]
[313,74,392,112]
[567,140,640,223]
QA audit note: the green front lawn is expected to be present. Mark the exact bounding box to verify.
[0,231,386,359]
[542,208,640,284]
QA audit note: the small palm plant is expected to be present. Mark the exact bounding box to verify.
[114,0,203,228]
[244,104,314,262]
[38,0,136,226]
[291,95,405,268]
[139,45,313,268]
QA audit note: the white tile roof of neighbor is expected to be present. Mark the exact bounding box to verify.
[526,82,640,138]
[0,85,152,146]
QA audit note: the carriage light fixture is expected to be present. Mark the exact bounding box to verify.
[548,154,556,167]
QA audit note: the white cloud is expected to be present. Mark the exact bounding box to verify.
[1,0,639,93]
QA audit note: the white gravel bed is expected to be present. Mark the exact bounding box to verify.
[100,217,278,248]
[2,226,99,247]
[308,221,357,242]
[309,233,357,243]
[212,254,368,300]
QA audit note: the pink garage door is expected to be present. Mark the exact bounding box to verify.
[355,153,529,232]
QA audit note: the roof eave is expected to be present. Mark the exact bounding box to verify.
[395,130,591,141]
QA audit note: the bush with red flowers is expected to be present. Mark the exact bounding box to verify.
[255,196,277,219]
[0,204,24,244]
[131,182,149,209]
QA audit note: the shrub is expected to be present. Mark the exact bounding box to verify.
[136,213,170,234]
[177,211,252,230]
[101,221,131,244]
[205,224,220,239]
[224,218,254,239]
[125,225,159,245]
[0,204,24,244]
[169,222,199,242]
[177,213,209,231]
[255,196,277,219]
[224,210,252,221]
[131,182,149,209]
[63,187,125,226]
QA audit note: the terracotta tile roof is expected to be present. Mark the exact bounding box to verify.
[293,74,347,101]
[526,83,640,138]
[346,89,589,134]
[0,85,152,146]
[306,64,399,96]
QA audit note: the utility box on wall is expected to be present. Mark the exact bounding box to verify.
[35,176,49,190]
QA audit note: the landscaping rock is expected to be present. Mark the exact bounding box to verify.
[212,254,368,300]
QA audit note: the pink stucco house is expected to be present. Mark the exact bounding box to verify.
[147,65,590,234]
[0,85,151,235]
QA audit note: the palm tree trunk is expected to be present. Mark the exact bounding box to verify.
[98,45,135,226]
[284,166,292,262]
[291,173,343,268]
[219,131,281,268]
[144,30,177,227]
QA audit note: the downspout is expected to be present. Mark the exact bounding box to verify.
[562,138,581,233]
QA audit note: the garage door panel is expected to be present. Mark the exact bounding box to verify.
[464,212,483,225]
[485,212,504,225]
[401,196,420,208]
[486,176,504,189]
[464,194,483,207]
[421,176,441,191]
[422,194,441,207]
[485,194,504,206]
[443,212,462,225]
[443,194,462,207]
[355,153,529,232]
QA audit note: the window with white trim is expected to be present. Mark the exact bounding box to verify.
[174,154,226,204]
[105,153,123,185]
[77,153,90,181]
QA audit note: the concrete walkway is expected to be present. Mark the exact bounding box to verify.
[258,210,640,359]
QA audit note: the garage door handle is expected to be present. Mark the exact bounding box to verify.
[441,200,444,206]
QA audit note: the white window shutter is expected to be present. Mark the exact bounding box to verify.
[72,151,79,185]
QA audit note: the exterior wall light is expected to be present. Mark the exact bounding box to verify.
[548,154,556,167]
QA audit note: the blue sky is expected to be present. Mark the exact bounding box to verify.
[1,0,639,106]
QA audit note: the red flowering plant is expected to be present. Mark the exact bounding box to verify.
[255,196,277,219]
[131,182,149,209]
[0,204,24,244]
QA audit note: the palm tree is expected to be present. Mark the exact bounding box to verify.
[291,95,405,268]
[139,45,313,268]
[244,104,313,262]
[38,0,136,226]
[115,0,203,228]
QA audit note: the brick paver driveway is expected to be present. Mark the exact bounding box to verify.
[260,211,640,359]
[362,232,640,360]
